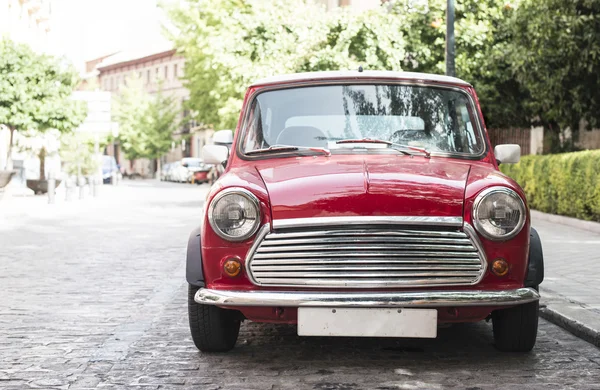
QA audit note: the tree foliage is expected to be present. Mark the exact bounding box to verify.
[60,132,101,176]
[390,0,531,129]
[113,76,180,162]
[166,0,406,129]
[506,0,600,152]
[0,38,87,170]
[166,0,600,154]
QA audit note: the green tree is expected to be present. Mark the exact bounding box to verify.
[506,0,600,152]
[165,0,406,129]
[390,0,531,129]
[60,132,101,177]
[113,76,180,172]
[0,38,86,175]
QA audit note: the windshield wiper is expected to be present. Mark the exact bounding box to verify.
[246,145,331,156]
[336,138,430,158]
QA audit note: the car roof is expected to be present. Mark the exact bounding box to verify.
[250,70,471,88]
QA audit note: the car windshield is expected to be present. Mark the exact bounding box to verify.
[241,84,484,157]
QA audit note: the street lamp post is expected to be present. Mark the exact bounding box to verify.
[446,0,456,77]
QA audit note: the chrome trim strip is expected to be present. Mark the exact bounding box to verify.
[245,224,271,286]
[265,229,468,239]
[195,287,540,308]
[272,216,463,229]
[463,223,488,285]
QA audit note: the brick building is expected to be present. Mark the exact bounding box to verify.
[94,48,213,176]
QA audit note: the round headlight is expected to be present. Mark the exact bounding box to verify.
[208,188,261,241]
[473,187,526,241]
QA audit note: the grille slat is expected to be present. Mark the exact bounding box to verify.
[255,278,478,287]
[252,271,481,278]
[247,224,486,288]
[260,236,474,246]
[256,244,478,253]
[250,264,482,271]
[251,258,481,266]
[252,251,481,260]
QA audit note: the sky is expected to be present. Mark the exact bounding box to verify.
[50,0,174,70]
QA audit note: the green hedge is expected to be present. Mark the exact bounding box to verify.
[500,151,600,222]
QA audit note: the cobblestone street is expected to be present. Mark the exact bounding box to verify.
[1,181,600,390]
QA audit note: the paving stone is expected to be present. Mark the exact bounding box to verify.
[1,182,600,389]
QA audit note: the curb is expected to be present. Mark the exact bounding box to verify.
[531,210,600,235]
[539,288,600,347]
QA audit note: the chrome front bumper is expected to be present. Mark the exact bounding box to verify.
[195,287,539,308]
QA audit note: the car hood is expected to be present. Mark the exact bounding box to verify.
[255,155,471,221]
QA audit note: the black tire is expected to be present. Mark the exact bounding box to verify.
[492,300,539,352]
[188,284,240,352]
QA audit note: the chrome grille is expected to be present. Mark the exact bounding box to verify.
[246,224,486,288]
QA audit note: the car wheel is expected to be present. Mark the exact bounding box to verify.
[188,284,240,352]
[492,300,539,352]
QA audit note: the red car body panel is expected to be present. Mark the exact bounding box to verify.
[199,75,530,324]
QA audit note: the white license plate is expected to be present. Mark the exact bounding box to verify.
[297,307,437,338]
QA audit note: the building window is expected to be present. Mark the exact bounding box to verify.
[164,65,168,79]
[174,64,178,78]
[147,70,151,84]
[110,77,114,90]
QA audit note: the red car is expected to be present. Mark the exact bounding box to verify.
[187,71,544,353]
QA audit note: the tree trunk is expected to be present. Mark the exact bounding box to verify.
[542,121,562,154]
[4,126,15,170]
[39,147,46,180]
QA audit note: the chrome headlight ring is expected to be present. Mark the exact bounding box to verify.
[472,186,526,241]
[207,187,261,242]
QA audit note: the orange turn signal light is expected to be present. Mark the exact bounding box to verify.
[491,259,509,277]
[223,258,242,277]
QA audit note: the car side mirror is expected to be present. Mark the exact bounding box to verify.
[494,144,521,164]
[212,129,234,144]
[203,144,229,166]
[182,163,188,167]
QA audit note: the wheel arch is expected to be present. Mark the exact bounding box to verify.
[525,227,544,288]
[186,225,205,287]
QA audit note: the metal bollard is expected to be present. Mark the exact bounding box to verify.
[88,176,96,196]
[65,177,73,201]
[47,173,55,204]
[92,177,99,197]
[78,176,85,200]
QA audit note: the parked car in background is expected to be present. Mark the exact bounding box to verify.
[166,161,183,182]
[181,157,211,184]
[102,155,119,184]
[187,71,544,354]
[160,163,171,181]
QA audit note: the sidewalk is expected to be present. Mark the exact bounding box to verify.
[532,211,600,346]
[0,181,121,221]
